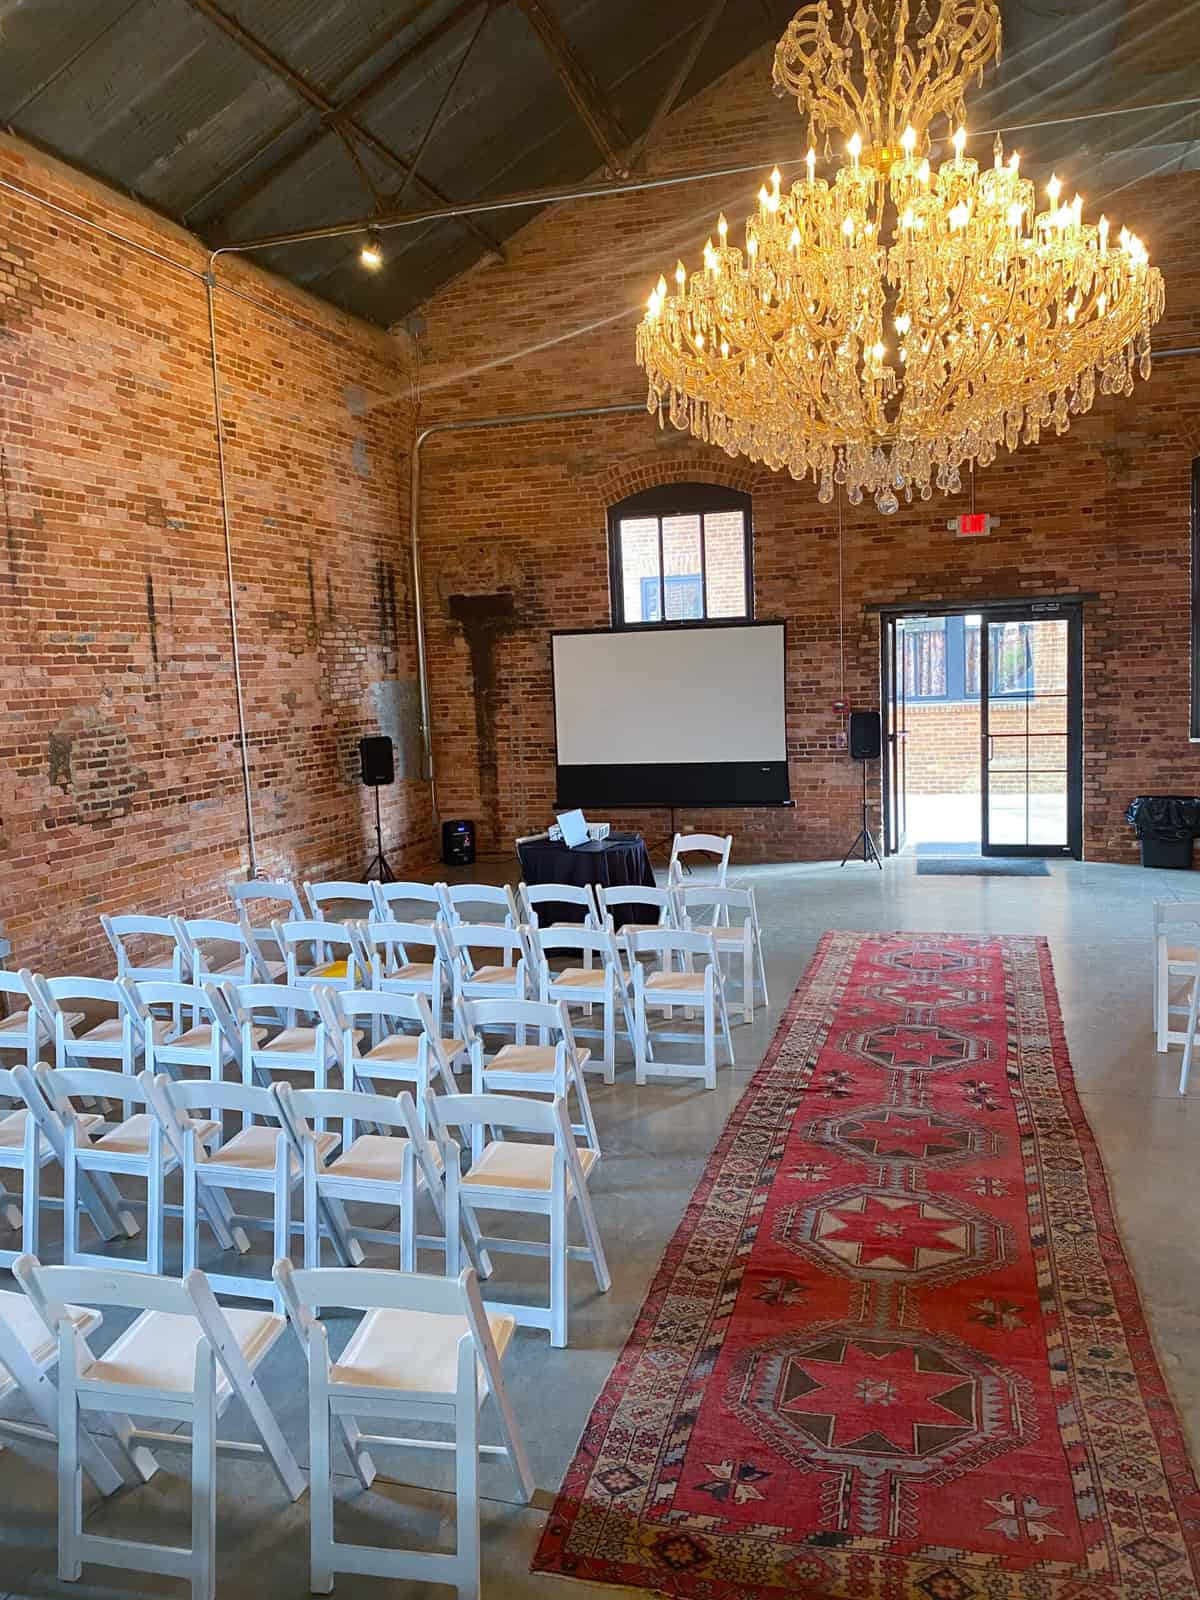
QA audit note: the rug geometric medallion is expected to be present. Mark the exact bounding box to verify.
[533,932,1200,1600]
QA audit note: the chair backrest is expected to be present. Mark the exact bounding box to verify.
[17,1254,200,1326]
[351,919,438,975]
[1154,900,1200,933]
[438,883,519,925]
[154,1071,278,1140]
[458,996,572,1038]
[371,881,447,920]
[275,1258,488,1352]
[0,1063,24,1111]
[0,968,33,1007]
[322,986,421,1030]
[427,1088,581,1177]
[40,975,138,1044]
[274,919,360,984]
[174,917,259,983]
[531,925,620,967]
[627,926,720,965]
[669,832,732,881]
[597,885,675,922]
[230,982,323,1025]
[304,880,378,920]
[101,914,183,980]
[276,1082,417,1165]
[518,882,599,926]
[674,883,755,926]
[229,878,304,921]
[440,920,525,973]
[38,1062,151,1120]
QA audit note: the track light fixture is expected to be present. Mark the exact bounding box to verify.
[359,229,384,270]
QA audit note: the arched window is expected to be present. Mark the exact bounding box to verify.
[607,483,753,626]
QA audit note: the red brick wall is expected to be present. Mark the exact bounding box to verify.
[0,139,431,974]
[413,46,1200,864]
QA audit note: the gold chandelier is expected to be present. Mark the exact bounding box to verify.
[636,0,1165,513]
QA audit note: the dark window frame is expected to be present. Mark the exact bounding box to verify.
[607,482,754,627]
[1191,457,1200,738]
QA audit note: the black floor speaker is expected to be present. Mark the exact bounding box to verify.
[849,710,882,761]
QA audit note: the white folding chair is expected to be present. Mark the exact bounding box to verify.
[437,883,521,927]
[304,880,379,922]
[458,996,600,1153]
[16,1257,304,1600]
[275,919,361,993]
[371,879,447,925]
[437,920,529,1012]
[32,1065,219,1274]
[674,882,769,1023]
[533,924,637,1084]
[275,1084,446,1274]
[275,1259,533,1600]
[149,1074,316,1307]
[518,881,601,930]
[0,968,65,1070]
[174,916,279,987]
[101,913,186,990]
[229,878,304,984]
[11,1064,136,1250]
[31,975,165,1108]
[230,982,341,1093]
[320,988,462,1107]
[629,927,735,1090]
[127,980,241,1089]
[668,831,733,891]
[431,1091,609,1348]
[1153,900,1200,1051]
[0,1284,125,1494]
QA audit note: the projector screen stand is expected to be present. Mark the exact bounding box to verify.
[647,806,688,872]
[840,761,883,870]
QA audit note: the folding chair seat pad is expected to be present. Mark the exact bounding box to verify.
[382,962,435,982]
[261,1026,361,1055]
[0,1007,75,1040]
[0,1108,103,1148]
[327,1133,443,1183]
[330,1305,515,1395]
[688,923,749,943]
[644,970,709,996]
[490,1043,592,1075]
[362,1034,464,1065]
[81,1306,282,1399]
[468,966,519,986]
[210,1124,338,1174]
[0,1288,102,1377]
[81,1017,171,1046]
[170,1024,268,1051]
[550,968,606,990]
[94,1113,218,1158]
[1167,944,1199,964]
[311,960,351,980]
[463,1142,598,1194]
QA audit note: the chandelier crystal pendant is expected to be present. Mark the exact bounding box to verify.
[636,0,1164,513]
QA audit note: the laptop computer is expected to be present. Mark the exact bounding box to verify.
[555,808,590,849]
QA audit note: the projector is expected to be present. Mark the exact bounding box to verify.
[586,822,610,842]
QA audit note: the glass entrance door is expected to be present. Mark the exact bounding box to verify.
[884,617,909,854]
[981,606,1082,857]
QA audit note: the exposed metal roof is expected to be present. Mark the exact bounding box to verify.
[0,0,1196,328]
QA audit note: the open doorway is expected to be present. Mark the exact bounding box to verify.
[881,601,1083,858]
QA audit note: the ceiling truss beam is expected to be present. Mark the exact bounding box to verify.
[513,0,630,176]
[184,0,504,260]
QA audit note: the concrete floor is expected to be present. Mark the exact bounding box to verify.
[2,855,1198,1600]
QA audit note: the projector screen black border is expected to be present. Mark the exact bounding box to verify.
[551,618,791,809]
[555,760,791,808]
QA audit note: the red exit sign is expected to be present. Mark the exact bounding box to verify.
[947,512,997,537]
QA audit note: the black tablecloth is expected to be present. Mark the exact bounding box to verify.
[517,832,657,926]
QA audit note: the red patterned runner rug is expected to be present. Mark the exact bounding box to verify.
[533,931,1200,1600]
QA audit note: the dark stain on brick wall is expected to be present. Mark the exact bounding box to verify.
[446,592,519,830]
[145,571,159,673]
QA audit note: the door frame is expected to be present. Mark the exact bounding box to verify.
[878,598,1084,859]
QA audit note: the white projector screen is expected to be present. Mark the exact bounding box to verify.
[552,622,789,807]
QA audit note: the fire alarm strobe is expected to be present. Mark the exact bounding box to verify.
[948,512,999,537]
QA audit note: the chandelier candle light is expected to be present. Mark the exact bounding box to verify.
[636,0,1164,513]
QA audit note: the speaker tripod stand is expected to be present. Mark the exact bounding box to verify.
[840,758,883,869]
[363,785,396,882]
